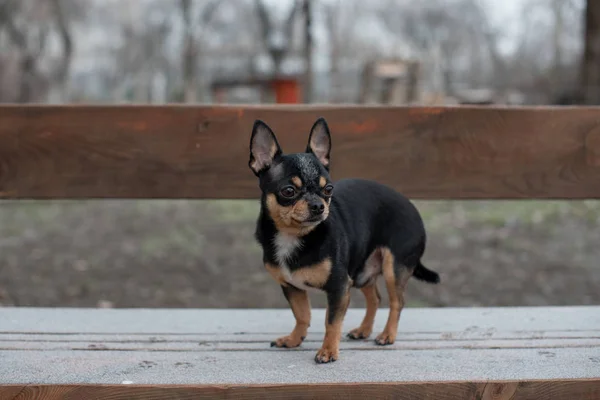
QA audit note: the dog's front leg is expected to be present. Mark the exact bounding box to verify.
[315,284,350,363]
[271,285,311,348]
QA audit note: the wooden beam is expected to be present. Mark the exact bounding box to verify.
[1,380,599,400]
[1,105,600,199]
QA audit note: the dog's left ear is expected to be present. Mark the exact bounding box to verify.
[306,117,331,170]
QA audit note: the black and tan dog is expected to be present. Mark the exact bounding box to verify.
[249,117,440,364]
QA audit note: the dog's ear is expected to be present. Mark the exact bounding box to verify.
[249,120,282,176]
[306,117,331,170]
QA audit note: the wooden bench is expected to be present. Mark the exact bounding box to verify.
[1,105,600,399]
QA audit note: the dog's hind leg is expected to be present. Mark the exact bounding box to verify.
[375,248,413,346]
[347,283,380,340]
[347,248,384,340]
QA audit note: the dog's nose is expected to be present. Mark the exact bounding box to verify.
[309,201,325,215]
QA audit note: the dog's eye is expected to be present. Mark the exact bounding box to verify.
[280,186,296,198]
[323,185,334,196]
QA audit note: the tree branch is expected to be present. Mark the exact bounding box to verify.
[0,0,27,49]
[49,0,73,83]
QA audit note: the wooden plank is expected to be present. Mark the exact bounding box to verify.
[2,306,599,334]
[1,105,600,199]
[2,336,600,351]
[3,328,600,341]
[0,307,599,389]
[1,380,600,400]
[2,347,599,384]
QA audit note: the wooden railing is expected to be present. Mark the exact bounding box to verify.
[1,105,600,199]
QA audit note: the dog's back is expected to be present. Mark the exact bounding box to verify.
[328,178,435,286]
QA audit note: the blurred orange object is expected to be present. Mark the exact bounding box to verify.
[273,78,301,104]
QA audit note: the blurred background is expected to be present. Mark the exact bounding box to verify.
[0,0,599,310]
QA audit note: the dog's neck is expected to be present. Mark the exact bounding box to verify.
[273,231,302,267]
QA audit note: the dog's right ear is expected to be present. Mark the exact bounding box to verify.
[249,120,282,176]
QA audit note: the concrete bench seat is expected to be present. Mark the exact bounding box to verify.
[1,306,599,399]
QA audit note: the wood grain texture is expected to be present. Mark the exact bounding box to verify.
[2,105,600,199]
[1,380,599,400]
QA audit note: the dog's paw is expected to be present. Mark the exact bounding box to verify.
[270,334,305,348]
[374,331,396,346]
[314,346,339,364]
[347,326,372,340]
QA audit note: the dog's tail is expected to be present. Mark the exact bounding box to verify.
[413,261,440,284]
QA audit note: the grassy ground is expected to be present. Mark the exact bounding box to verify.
[0,199,599,309]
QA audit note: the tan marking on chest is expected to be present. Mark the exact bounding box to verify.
[291,258,332,289]
[265,259,332,290]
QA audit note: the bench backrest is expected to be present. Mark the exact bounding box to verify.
[1,105,599,199]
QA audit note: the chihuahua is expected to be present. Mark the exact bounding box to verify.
[249,117,440,364]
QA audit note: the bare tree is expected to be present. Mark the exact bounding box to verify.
[48,0,74,103]
[377,0,494,94]
[509,0,583,103]
[545,0,581,99]
[323,0,341,102]
[180,0,196,102]
[302,0,313,103]
[0,0,47,102]
[254,0,300,75]
[179,0,221,103]
[0,0,80,103]
[323,0,384,102]
[582,0,600,104]
[101,0,174,103]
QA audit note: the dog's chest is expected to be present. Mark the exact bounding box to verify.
[273,233,310,290]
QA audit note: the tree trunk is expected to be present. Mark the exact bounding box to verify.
[49,0,74,103]
[327,10,340,103]
[182,36,198,103]
[18,55,36,103]
[547,0,564,101]
[0,1,37,102]
[180,0,197,103]
[303,0,313,103]
[582,0,600,104]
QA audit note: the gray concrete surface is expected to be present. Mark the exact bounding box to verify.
[1,307,599,385]
[2,306,599,333]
